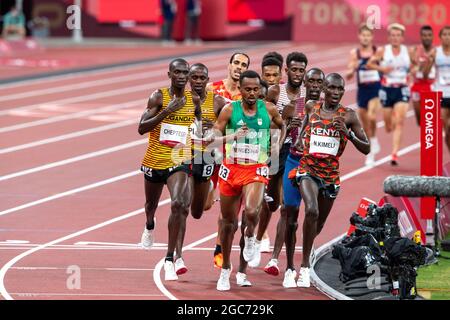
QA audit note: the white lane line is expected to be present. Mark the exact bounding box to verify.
[0,42,308,90]
[0,139,146,182]
[11,267,155,271]
[0,118,138,155]
[0,45,351,119]
[0,170,141,217]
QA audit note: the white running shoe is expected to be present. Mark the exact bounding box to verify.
[217,268,231,291]
[370,137,381,155]
[365,152,375,167]
[260,237,271,253]
[264,193,274,203]
[283,269,297,288]
[264,258,280,276]
[243,235,257,262]
[141,227,154,250]
[247,240,261,267]
[297,267,310,288]
[236,272,252,287]
[164,260,178,281]
[174,258,188,275]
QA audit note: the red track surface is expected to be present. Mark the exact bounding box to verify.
[0,41,448,300]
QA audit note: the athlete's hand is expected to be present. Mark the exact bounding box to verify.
[333,116,349,138]
[235,123,248,139]
[166,96,187,113]
[293,136,304,155]
[288,116,302,130]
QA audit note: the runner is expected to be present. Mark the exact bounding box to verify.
[410,25,435,126]
[248,52,307,269]
[346,24,381,166]
[138,58,196,281]
[172,63,227,275]
[279,68,325,283]
[367,23,413,165]
[288,73,370,287]
[431,26,450,152]
[214,70,285,291]
[206,52,250,268]
[261,53,283,86]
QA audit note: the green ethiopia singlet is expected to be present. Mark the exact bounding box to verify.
[225,99,271,165]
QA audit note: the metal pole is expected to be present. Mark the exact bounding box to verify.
[72,0,83,43]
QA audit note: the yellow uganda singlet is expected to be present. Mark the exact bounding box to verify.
[141,88,196,170]
[191,91,216,152]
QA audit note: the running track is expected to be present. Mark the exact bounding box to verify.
[0,41,448,300]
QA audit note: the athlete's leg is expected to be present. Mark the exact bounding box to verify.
[144,179,165,230]
[383,107,394,133]
[367,97,381,138]
[285,205,300,270]
[442,107,450,152]
[220,193,241,270]
[392,101,409,156]
[166,171,192,261]
[271,205,287,259]
[357,107,370,137]
[256,172,282,242]
[243,182,266,238]
[299,178,320,268]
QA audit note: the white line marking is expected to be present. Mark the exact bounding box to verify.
[0,118,138,155]
[10,293,164,297]
[0,170,140,217]
[0,139,146,181]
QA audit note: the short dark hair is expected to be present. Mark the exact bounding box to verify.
[190,63,208,73]
[325,73,345,86]
[286,52,308,67]
[169,58,189,71]
[305,68,325,79]
[439,26,450,37]
[421,25,433,33]
[262,51,284,66]
[261,57,282,70]
[239,70,261,85]
[229,52,250,66]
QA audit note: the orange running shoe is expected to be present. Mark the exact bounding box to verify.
[391,153,398,166]
[214,252,223,269]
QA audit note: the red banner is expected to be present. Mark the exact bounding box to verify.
[420,91,443,219]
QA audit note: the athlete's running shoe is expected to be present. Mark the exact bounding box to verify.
[217,268,231,291]
[214,252,223,269]
[164,260,178,281]
[236,272,252,287]
[282,269,297,288]
[297,267,311,288]
[243,235,257,262]
[140,227,154,250]
[175,258,188,275]
[260,237,271,253]
[391,153,398,166]
[264,259,280,276]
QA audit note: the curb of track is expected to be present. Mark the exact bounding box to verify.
[310,233,353,300]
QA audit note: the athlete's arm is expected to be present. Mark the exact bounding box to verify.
[334,108,370,155]
[367,47,392,74]
[345,49,358,80]
[266,101,286,145]
[138,90,186,135]
[293,100,315,152]
[265,84,280,105]
[422,47,436,80]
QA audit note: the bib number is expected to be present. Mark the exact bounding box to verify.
[309,134,340,157]
[358,70,380,83]
[219,165,230,181]
[230,143,260,163]
[202,164,214,178]
[159,123,188,147]
[256,166,269,178]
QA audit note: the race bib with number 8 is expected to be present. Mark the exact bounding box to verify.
[202,164,214,178]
